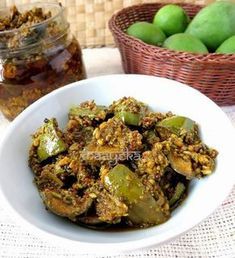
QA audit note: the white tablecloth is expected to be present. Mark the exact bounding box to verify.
[0,48,234,258]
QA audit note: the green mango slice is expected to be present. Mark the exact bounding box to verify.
[156,116,196,138]
[37,119,67,161]
[168,151,194,178]
[69,105,106,120]
[169,182,186,206]
[104,164,169,226]
[115,111,141,126]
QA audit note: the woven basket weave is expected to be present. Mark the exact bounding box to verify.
[1,0,214,47]
[109,2,235,105]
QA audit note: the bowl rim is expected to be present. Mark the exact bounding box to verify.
[0,74,235,254]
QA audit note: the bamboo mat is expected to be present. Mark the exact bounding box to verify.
[0,0,227,47]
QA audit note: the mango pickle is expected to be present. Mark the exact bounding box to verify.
[110,97,147,126]
[37,119,67,161]
[169,182,186,206]
[69,105,106,120]
[169,143,216,178]
[104,164,169,226]
[0,4,86,120]
[169,151,194,178]
[41,189,93,221]
[156,115,198,140]
[115,111,141,126]
[29,97,218,230]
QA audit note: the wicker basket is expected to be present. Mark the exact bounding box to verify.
[109,2,235,106]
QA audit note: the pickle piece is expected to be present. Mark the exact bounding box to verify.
[104,164,169,226]
[40,189,93,221]
[69,105,106,120]
[116,111,141,126]
[36,170,64,190]
[169,147,215,178]
[156,116,197,139]
[169,151,194,178]
[169,182,186,206]
[37,119,67,162]
[110,97,148,126]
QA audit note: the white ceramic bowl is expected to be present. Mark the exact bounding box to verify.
[0,75,234,254]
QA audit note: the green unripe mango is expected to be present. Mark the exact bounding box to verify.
[153,4,190,36]
[127,21,166,46]
[163,33,208,54]
[216,35,235,54]
[185,1,235,51]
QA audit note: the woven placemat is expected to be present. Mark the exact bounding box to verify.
[1,0,214,47]
[0,48,234,257]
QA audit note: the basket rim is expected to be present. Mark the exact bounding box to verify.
[109,2,235,64]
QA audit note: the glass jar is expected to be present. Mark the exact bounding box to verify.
[0,3,86,120]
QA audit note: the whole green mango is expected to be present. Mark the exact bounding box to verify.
[163,33,208,54]
[216,35,235,54]
[185,1,235,51]
[127,21,166,46]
